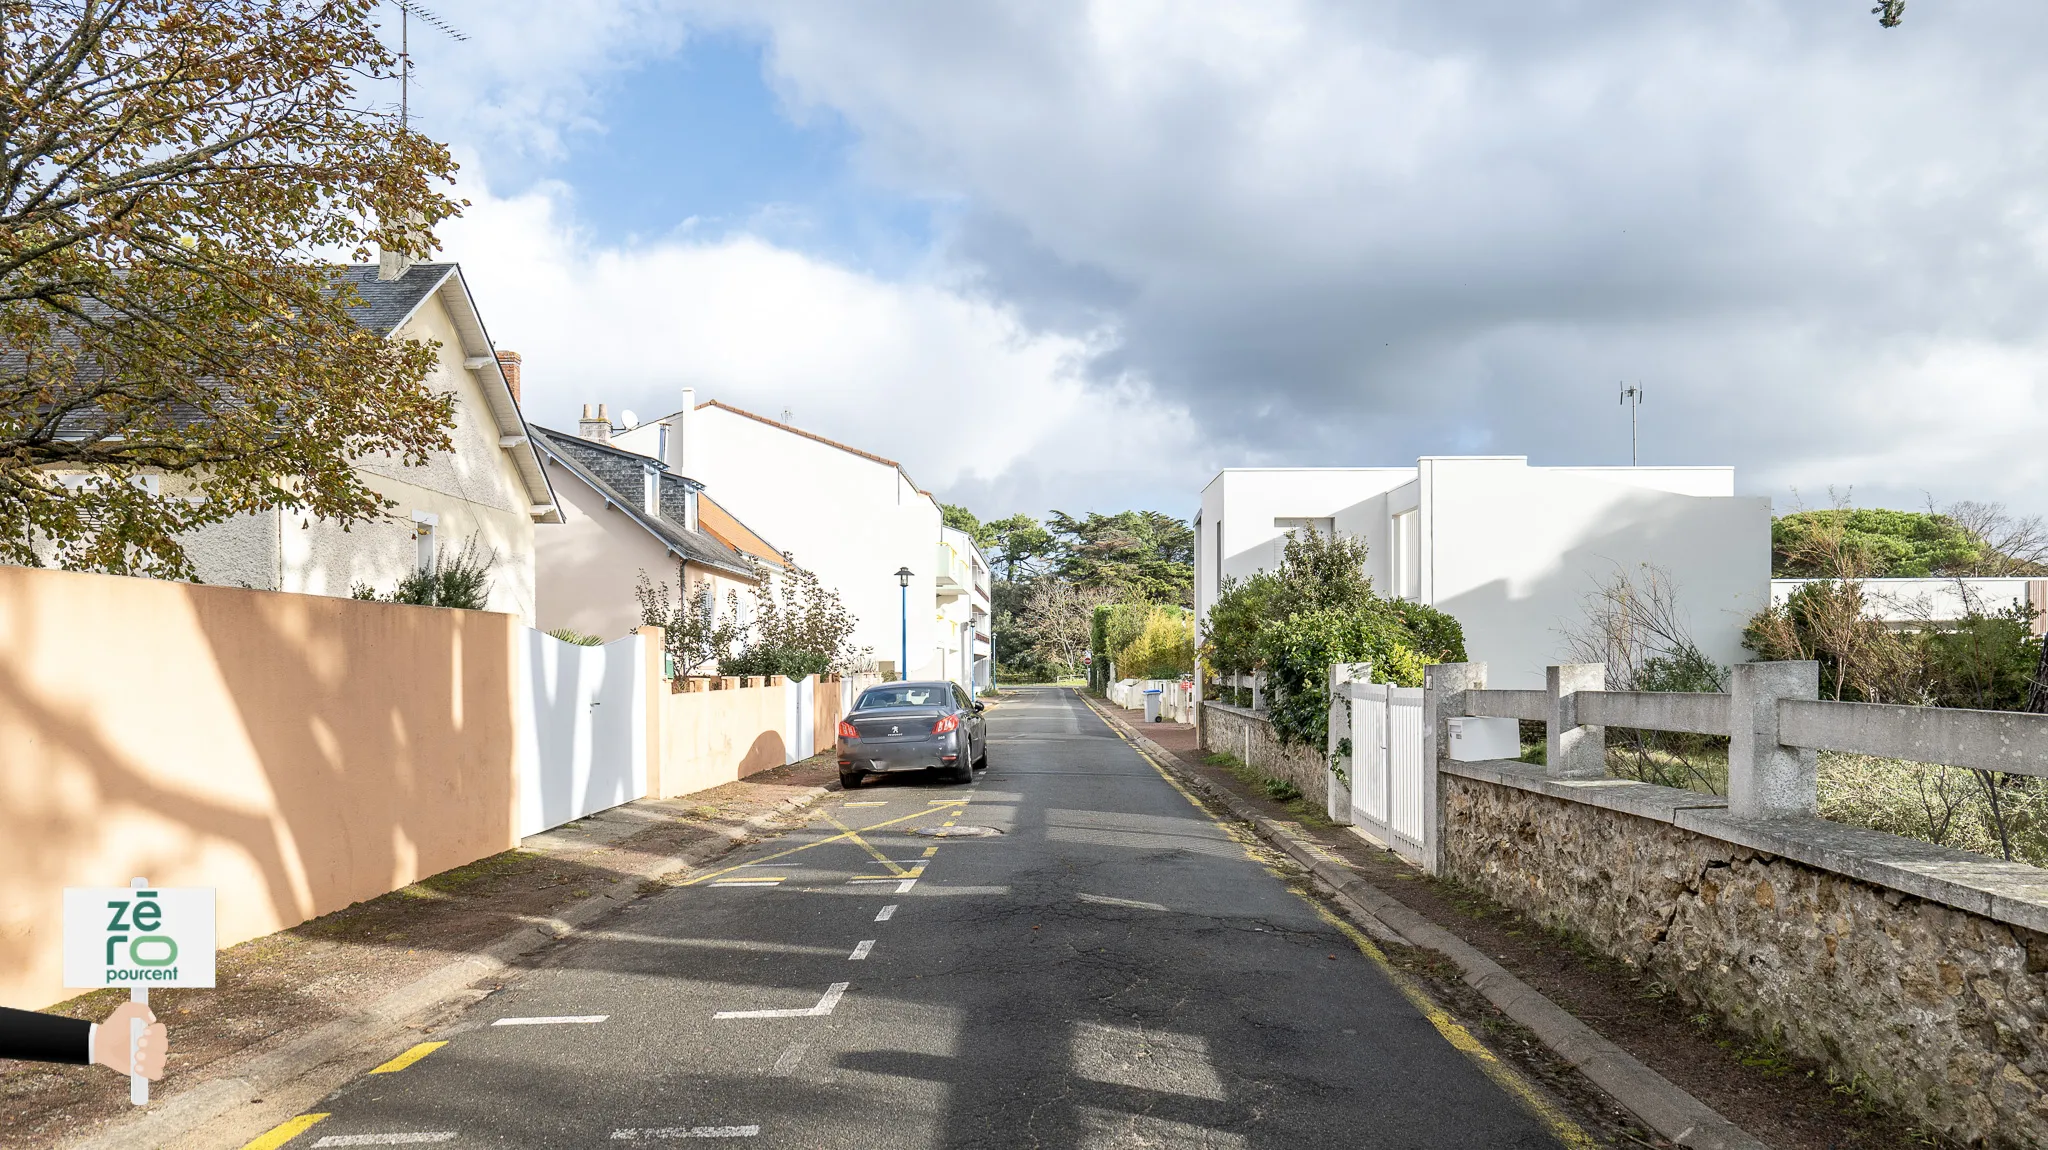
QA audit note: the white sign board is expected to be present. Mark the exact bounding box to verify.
[62,886,216,990]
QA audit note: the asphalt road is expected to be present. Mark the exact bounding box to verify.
[273,687,1576,1148]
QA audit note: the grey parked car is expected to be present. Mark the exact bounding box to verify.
[836,680,987,788]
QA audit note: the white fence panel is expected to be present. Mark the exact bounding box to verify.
[516,629,647,838]
[1350,682,1390,826]
[1345,681,1428,865]
[1387,687,1427,853]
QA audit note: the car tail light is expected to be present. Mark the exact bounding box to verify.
[837,720,859,738]
[932,713,960,734]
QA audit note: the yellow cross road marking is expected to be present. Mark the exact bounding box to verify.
[922,846,938,858]
[369,1041,447,1074]
[683,805,939,885]
[239,1113,328,1150]
[1074,691,1596,1150]
[927,798,965,804]
[818,810,910,877]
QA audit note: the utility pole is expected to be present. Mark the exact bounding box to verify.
[1619,382,1644,466]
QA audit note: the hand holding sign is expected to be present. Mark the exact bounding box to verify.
[90,1002,165,1080]
[62,881,213,1104]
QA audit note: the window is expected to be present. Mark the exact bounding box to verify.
[413,511,439,575]
[859,685,943,709]
[1272,517,1333,566]
[1393,509,1420,600]
[1215,517,1224,592]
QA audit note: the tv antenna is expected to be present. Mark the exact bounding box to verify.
[1619,382,1645,466]
[390,1,468,133]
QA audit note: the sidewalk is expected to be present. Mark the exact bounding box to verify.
[1,756,839,1150]
[1106,701,1942,1150]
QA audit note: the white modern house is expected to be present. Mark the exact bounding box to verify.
[1770,577,2048,633]
[939,522,995,690]
[1196,457,1771,689]
[599,391,995,689]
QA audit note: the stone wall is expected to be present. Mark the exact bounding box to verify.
[1443,772,2048,1148]
[1200,702,1328,810]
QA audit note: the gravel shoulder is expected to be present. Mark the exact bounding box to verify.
[0,755,839,1149]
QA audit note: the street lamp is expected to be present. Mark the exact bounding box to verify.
[894,566,914,681]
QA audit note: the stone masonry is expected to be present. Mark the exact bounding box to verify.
[1443,774,2048,1148]
[1200,702,1328,811]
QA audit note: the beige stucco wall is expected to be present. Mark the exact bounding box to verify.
[653,676,847,798]
[533,458,757,645]
[184,287,540,622]
[0,566,522,1009]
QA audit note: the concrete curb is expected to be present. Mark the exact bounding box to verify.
[65,785,834,1150]
[1084,697,1768,1150]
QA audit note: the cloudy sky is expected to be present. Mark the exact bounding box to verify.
[391,1,2048,523]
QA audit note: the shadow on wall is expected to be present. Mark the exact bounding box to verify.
[740,730,789,779]
[0,567,519,1008]
[1427,493,1770,690]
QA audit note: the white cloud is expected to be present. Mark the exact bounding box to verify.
[439,169,1208,514]
[398,1,2048,517]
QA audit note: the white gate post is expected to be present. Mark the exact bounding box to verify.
[1546,664,1608,780]
[1423,662,1485,877]
[1326,663,1371,825]
[1728,661,1820,818]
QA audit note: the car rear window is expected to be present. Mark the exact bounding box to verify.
[858,685,945,708]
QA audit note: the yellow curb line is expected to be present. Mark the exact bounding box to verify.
[238,1113,328,1150]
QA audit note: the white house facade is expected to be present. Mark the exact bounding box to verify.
[603,392,994,688]
[1196,457,1771,689]
[178,262,560,623]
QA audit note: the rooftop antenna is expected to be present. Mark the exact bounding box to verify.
[1619,381,1645,466]
[390,0,468,134]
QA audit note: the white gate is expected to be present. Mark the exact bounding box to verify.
[1342,680,1429,865]
[515,629,648,837]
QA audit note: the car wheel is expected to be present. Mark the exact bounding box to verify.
[973,746,988,770]
[839,769,863,790]
[951,759,974,784]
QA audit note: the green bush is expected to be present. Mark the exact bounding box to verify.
[350,534,496,611]
[1260,601,1465,750]
[546,628,604,646]
[1108,604,1194,679]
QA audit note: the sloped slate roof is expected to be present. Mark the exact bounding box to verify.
[531,425,760,579]
[337,262,458,336]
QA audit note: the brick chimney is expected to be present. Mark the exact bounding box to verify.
[496,351,522,404]
[579,403,612,442]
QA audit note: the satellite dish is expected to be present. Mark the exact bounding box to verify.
[621,410,640,429]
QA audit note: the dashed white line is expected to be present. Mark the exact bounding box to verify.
[874,905,897,921]
[895,878,918,893]
[491,1015,608,1026]
[1077,893,1170,912]
[311,1129,456,1137]
[769,1042,807,1077]
[611,1126,760,1140]
[849,940,874,960]
[713,982,849,1020]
